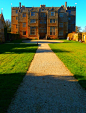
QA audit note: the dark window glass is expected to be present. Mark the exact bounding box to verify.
[30,19,36,23]
[31,12,35,16]
[16,17,18,20]
[23,31,26,35]
[59,13,64,17]
[50,27,55,35]
[16,10,18,13]
[30,27,36,35]
[40,20,46,24]
[50,19,55,23]
[23,13,26,17]
[39,27,46,33]
[59,23,63,27]
[59,31,63,36]
[41,13,46,17]
[51,12,55,16]
[23,23,26,27]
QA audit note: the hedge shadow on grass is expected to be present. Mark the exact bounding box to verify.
[0,44,38,54]
[74,74,86,89]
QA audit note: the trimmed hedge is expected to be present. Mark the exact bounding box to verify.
[4,27,20,42]
[7,33,20,41]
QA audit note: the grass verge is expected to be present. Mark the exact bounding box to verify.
[49,40,86,89]
[0,43,38,113]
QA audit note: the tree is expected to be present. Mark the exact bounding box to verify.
[75,26,81,33]
[83,26,86,32]
[4,19,11,32]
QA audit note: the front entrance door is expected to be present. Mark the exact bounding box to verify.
[39,27,46,39]
[39,12,47,39]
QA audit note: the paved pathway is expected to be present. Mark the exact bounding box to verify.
[7,44,86,113]
[22,39,63,44]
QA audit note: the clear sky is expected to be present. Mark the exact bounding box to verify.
[0,0,86,31]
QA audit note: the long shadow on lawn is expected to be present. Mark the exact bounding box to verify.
[74,74,86,89]
[0,44,38,54]
[0,44,71,54]
[0,73,25,113]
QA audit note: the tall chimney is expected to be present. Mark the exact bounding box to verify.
[65,2,67,7]
[19,2,21,9]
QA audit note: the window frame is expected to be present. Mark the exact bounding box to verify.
[50,27,55,35]
[30,19,36,23]
[59,13,64,17]
[40,20,46,24]
[16,16,18,20]
[23,23,26,27]
[59,23,63,27]
[59,31,63,36]
[16,10,18,14]
[31,12,35,16]
[23,31,26,35]
[30,27,36,35]
[41,13,46,17]
[50,19,55,23]
[51,12,55,16]
[23,13,26,17]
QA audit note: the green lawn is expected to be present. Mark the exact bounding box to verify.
[0,43,38,113]
[49,40,86,89]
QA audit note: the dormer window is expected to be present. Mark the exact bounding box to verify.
[31,12,35,16]
[51,12,55,16]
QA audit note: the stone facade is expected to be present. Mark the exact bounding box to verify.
[0,13,5,42]
[11,2,76,39]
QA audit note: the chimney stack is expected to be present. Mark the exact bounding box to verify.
[19,2,21,9]
[65,2,67,7]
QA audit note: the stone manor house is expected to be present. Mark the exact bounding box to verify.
[11,2,76,39]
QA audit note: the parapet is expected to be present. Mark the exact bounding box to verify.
[67,6,76,10]
[12,7,19,9]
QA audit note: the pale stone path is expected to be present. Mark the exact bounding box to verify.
[7,44,86,113]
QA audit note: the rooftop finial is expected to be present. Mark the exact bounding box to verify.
[19,2,21,9]
[1,8,3,14]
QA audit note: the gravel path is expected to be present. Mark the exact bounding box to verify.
[7,44,86,113]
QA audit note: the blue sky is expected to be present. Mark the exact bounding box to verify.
[0,0,86,31]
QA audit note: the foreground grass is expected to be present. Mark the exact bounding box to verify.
[49,40,86,89]
[0,43,38,113]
